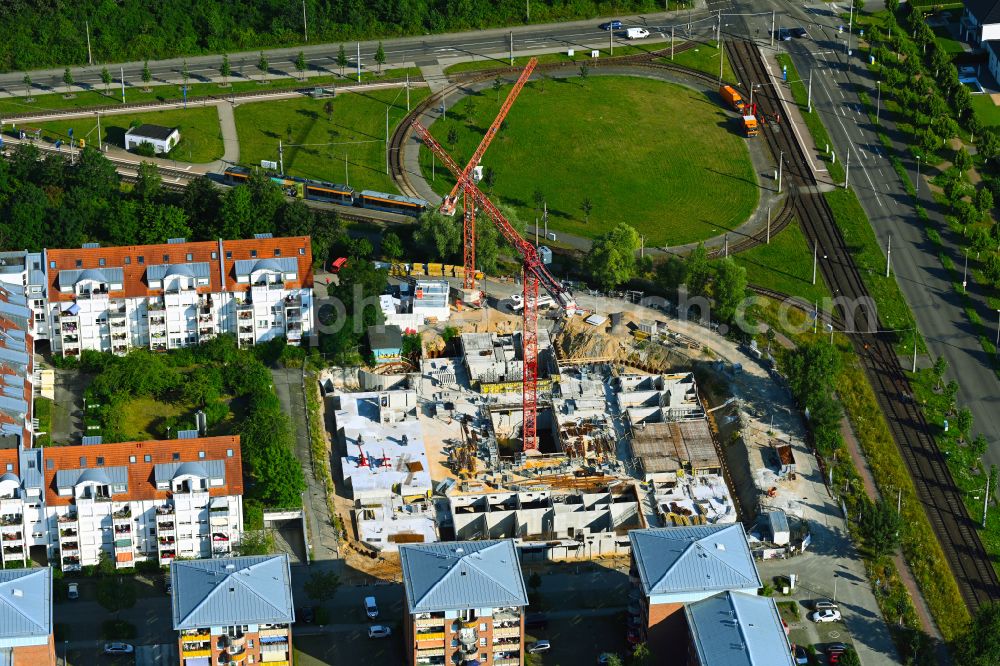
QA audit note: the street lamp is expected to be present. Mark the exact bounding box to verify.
[915,155,922,196]
[875,80,881,126]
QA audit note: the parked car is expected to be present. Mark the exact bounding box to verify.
[810,608,842,623]
[368,625,392,639]
[103,643,134,655]
[364,596,379,619]
[600,20,622,30]
[791,26,808,38]
[777,27,791,41]
[67,583,79,600]
[793,645,809,665]
[527,640,551,654]
[298,606,315,624]
[813,599,838,611]
[827,643,849,665]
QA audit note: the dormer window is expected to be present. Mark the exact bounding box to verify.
[98,258,106,267]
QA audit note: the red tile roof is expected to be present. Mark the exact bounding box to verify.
[41,436,243,507]
[46,237,313,302]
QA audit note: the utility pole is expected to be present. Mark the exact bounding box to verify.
[535,218,539,246]
[357,42,361,83]
[912,328,918,372]
[915,155,921,195]
[406,73,410,111]
[885,234,891,278]
[719,33,724,84]
[96,112,101,151]
[963,249,968,290]
[303,0,308,41]
[641,235,645,259]
[876,80,881,125]
[671,27,674,60]
[847,0,854,55]
[510,32,514,66]
[771,11,775,47]
[717,10,722,44]
[778,151,783,193]
[85,20,93,66]
[385,107,390,175]
[345,154,349,186]
[278,140,284,175]
[544,203,548,239]
[812,244,817,285]
[844,151,850,189]
[766,206,771,244]
[610,27,614,56]
[807,71,812,113]
[120,66,126,103]
[527,0,530,22]
[723,234,728,257]
[985,467,992,529]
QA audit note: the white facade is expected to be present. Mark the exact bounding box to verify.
[124,126,180,154]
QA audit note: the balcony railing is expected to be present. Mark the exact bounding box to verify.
[0,516,21,527]
[59,529,77,538]
[155,505,174,515]
[113,506,131,519]
[58,513,77,524]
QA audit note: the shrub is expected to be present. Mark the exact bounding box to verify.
[101,619,136,640]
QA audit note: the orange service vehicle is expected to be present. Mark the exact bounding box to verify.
[719,85,746,113]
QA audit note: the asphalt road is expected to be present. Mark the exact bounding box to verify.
[0,9,712,93]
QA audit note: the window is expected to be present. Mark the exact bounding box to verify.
[4,464,10,472]
[198,451,205,459]
[79,457,86,467]
[186,253,193,261]
[49,261,56,269]
[163,255,170,262]
[112,484,126,493]
[129,456,136,464]
[149,528,155,536]
[172,453,180,461]
[75,260,82,268]
[96,457,104,466]
[98,258,106,266]
[226,449,233,457]
[299,248,305,255]
[124,257,131,265]
[250,250,257,258]
[46,459,53,470]
[211,252,218,260]
[225,251,232,260]
[144,455,151,463]
[137,256,144,265]
[273,249,281,257]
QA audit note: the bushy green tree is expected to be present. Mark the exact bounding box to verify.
[954,602,1000,665]
[584,223,640,291]
[861,498,901,557]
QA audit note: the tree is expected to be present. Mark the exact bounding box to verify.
[374,41,386,74]
[976,187,994,215]
[683,243,712,297]
[886,0,899,13]
[603,656,624,666]
[447,127,459,151]
[579,62,590,82]
[631,643,652,666]
[100,67,112,94]
[415,212,461,261]
[933,356,948,388]
[493,75,503,101]
[142,60,152,90]
[96,576,136,614]
[838,648,861,666]
[381,231,403,260]
[954,603,1000,666]
[533,189,545,214]
[337,44,348,76]
[954,147,972,173]
[585,223,640,291]
[220,54,231,86]
[711,257,748,323]
[323,100,334,121]
[581,197,593,222]
[21,73,31,99]
[956,407,974,440]
[257,51,269,82]
[304,570,341,600]
[295,51,307,79]
[62,67,73,95]
[860,498,901,557]
[971,435,989,460]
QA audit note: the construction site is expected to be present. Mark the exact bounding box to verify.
[321,55,809,573]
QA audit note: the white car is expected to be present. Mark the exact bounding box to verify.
[67,583,79,600]
[810,608,842,623]
[527,640,551,653]
[625,27,650,39]
[103,642,134,654]
[368,625,392,639]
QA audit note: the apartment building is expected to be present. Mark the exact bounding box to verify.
[172,554,294,666]
[628,525,761,656]
[0,270,37,449]
[0,567,55,665]
[43,436,244,571]
[0,236,314,358]
[399,540,529,666]
[685,590,794,666]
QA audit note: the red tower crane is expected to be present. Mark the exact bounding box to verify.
[411,119,575,452]
[438,58,538,292]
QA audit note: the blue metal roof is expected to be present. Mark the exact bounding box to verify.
[154,460,224,484]
[146,262,211,282]
[628,525,761,596]
[233,257,298,278]
[171,555,294,630]
[55,465,128,491]
[399,540,528,613]
[0,567,51,642]
[685,591,794,666]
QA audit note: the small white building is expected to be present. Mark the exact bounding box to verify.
[124,124,180,154]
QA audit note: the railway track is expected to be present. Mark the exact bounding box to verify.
[726,37,1000,611]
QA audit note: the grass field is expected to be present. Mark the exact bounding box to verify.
[28,106,224,163]
[234,86,429,192]
[733,218,831,304]
[0,67,420,118]
[418,76,758,246]
[657,41,736,83]
[443,42,670,75]
[971,92,1000,128]
[933,25,967,55]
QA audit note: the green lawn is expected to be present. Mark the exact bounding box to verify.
[933,25,967,55]
[443,43,670,75]
[27,106,224,163]
[734,218,831,305]
[657,41,736,83]
[0,67,420,118]
[234,86,430,192]
[971,92,1000,129]
[419,76,758,246]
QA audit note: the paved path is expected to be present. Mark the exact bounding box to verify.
[215,100,239,168]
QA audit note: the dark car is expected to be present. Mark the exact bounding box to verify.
[525,613,548,630]
[600,20,622,31]
[791,26,808,38]
[298,606,315,624]
[777,28,791,41]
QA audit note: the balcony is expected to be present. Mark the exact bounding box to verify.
[76,288,109,300]
[182,648,211,658]
[415,632,445,643]
[1,532,22,542]
[415,617,446,629]
[151,342,166,352]
[114,538,132,551]
[59,528,77,539]
[158,536,175,546]
[0,515,21,527]
[259,628,288,639]
[155,504,174,516]
[58,513,77,524]
[159,551,175,564]
[113,505,131,520]
[147,298,165,312]
[149,316,166,327]
[211,532,230,542]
